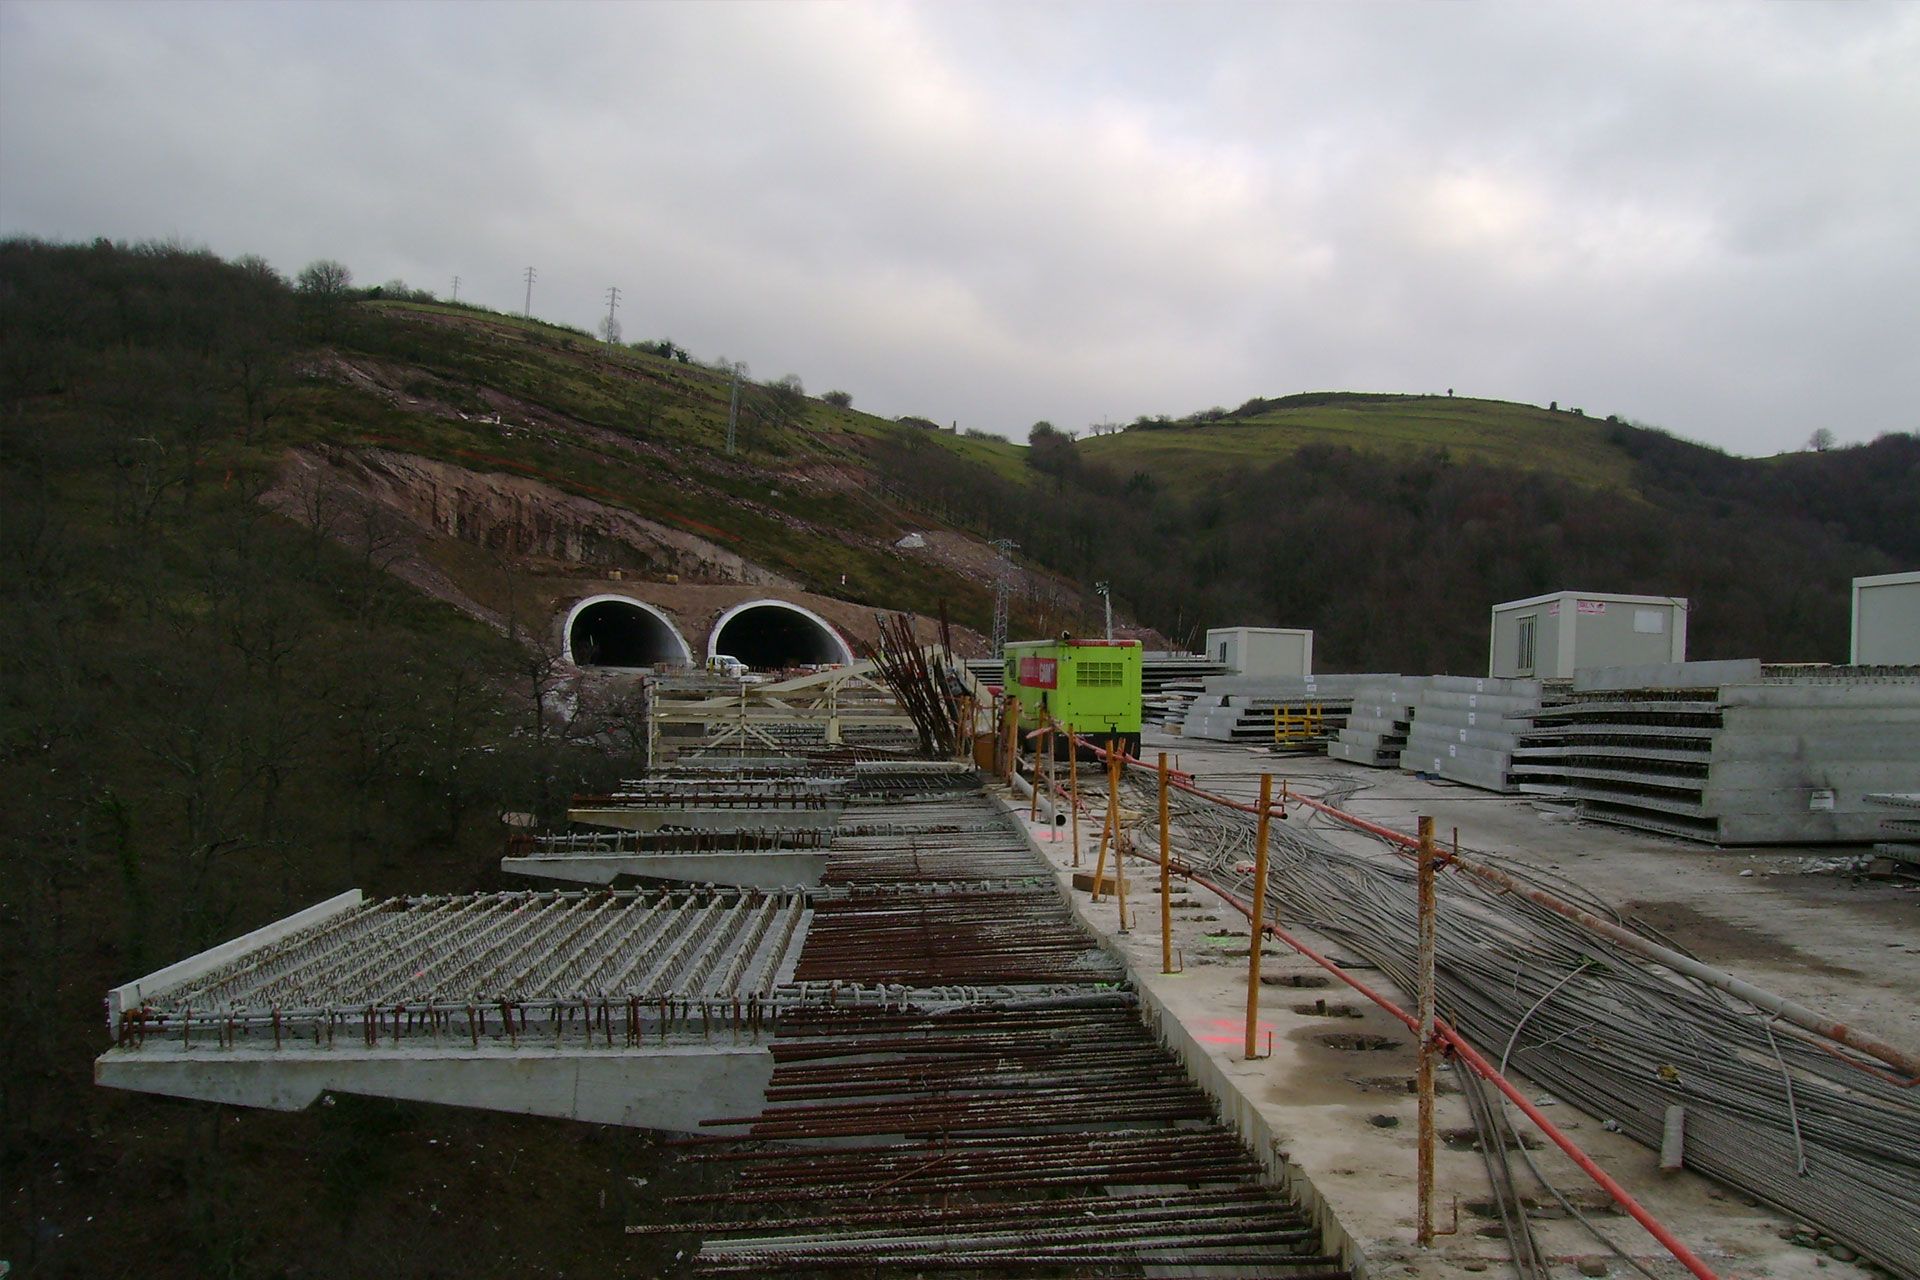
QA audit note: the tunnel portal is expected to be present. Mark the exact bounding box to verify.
[564,596,693,669]
[708,600,854,671]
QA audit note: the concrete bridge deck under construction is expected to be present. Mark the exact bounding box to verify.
[98,757,1365,1277]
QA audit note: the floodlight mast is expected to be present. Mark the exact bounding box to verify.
[1095,581,1113,641]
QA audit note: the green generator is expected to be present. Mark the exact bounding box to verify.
[1002,638,1143,756]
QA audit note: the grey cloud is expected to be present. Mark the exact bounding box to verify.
[2,0,1913,452]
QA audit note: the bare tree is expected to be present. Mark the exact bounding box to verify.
[296,259,353,339]
[759,374,808,433]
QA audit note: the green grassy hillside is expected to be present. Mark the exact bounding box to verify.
[868,399,1916,670]
[1076,393,1638,494]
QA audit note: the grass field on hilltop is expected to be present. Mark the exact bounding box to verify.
[1076,394,1638,492]
[923,429,1031,484]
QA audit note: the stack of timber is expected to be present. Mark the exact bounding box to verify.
[1327,676,1422,767]
[1398,676,1550,794]
[1179,673,1386,748]
[1529,661,1920,844]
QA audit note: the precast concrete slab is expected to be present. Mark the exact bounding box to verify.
[105,887,812,1041]
[569,806,842,832]
[98,886,817,1130]
[95,1042,774,1133]
[1405,721,1530,755]
[1572,658,1764,691]
[1327,740,1394,766]
[502,850,831,888]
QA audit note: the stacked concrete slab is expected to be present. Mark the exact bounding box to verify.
[1180,673,1387,746]
[1325,676,1421,767]
[1530,661,1920,845]
[1145,671,1217,729]
[1395,676,1548,793]
[1864,793,1920,871]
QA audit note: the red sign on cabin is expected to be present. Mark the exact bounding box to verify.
[1018,657,1059,689]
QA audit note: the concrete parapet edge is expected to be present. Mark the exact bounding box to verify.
[94,1041,775,1133]
[501,851,830,888]
[989,788,1367,1279]
[106,888,365,1039]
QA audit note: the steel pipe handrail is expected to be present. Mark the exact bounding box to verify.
[1069,734,1920,1084]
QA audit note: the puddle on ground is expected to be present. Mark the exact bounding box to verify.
[1624,899,1863,977]
[1318,1032,1401,1051]
[1291,1000,1364,1018]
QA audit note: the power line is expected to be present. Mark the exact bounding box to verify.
[603,285,621,344]
[523,265,536,317]
[450,274,461,304]
[725,363,741,456]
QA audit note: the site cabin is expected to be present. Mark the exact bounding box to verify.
[1003,638,1143,758]
[1851,571,1920,665]
[1488,591,1688,680]
[1205,626,1313,679]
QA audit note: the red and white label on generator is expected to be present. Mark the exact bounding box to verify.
[1018,657,1058,689]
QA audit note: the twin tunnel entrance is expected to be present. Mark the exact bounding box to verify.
[562,595,853,672]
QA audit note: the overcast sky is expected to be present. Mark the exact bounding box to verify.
[3,1,1915,454]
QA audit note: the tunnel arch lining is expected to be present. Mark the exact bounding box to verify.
[707,598,856,669]
[562,594,694,668]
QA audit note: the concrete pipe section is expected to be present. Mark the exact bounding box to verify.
[708,599,854,670]
[564,594,694,668]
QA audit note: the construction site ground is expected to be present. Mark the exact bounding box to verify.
[1011,728,1919,1280]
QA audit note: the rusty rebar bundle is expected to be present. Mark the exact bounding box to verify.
[869,610,965,758]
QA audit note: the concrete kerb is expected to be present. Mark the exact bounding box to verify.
[94,1041,775,1133]
[986,782,1367,1279]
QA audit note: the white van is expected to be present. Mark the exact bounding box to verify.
[706,654,750,680]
